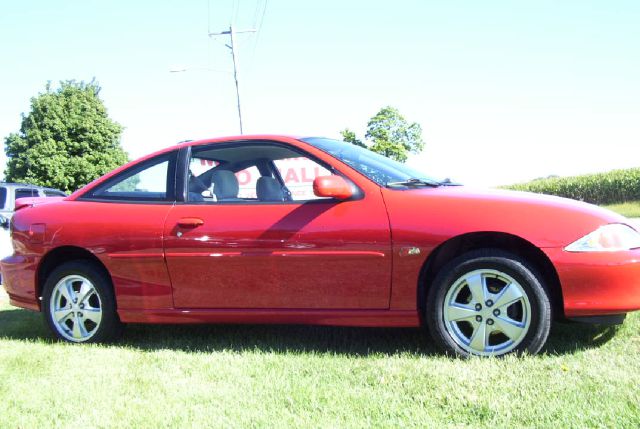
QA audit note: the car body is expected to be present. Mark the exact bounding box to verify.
[1,135,639,356]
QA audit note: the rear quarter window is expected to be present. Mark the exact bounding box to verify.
[83,151,177,202]
[15,188,37,200]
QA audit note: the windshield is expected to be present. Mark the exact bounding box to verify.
[302,137,441,187]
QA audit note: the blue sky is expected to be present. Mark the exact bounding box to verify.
[1,0,638,186]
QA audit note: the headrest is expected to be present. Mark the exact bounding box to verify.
[210,170,239,200]
[257,176,284,202]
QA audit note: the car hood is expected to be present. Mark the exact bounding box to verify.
[380,186,629,248]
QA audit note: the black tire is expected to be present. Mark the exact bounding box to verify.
[42,260,124,343]
[426,249,551,357]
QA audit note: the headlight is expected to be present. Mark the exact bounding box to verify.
[565,223,640,252]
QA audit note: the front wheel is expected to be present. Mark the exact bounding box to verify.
[42,260,123,343]
[426,249,551,357]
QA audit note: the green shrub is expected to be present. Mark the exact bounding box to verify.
[503,168,640,205]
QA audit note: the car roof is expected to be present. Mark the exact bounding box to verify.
[0,182,42,188]
[0,182,67,194]
[176,134,304,147]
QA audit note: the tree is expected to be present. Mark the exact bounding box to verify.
[341,106,424,162]
[339,128,366,148]
[4,80,128,193]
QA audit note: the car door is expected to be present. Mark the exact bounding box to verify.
[163,141,392,309]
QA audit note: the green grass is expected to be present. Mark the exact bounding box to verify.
[1,292,639,428]
[603,200,640,218]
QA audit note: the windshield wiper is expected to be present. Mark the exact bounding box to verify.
[386,178,441,188]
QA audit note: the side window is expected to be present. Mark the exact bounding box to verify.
[86,153,176,202]
[15,188,37,200]
[0,187,6,209]
[187,143,334,203]
[44,190,66,197]
[274,157,331,201]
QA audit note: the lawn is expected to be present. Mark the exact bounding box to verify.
[0,291,639,428]
[603,200,640,218]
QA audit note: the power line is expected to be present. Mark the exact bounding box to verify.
[232,0,240,25]
[252,0,261,28]
[257,0,268,31]
[250,0,268,68]
[255,1,268,49]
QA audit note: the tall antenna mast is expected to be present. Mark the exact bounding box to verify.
[209,25,255,134]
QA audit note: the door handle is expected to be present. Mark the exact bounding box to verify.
[177,217,204,228]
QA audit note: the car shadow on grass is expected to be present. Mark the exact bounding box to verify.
[122,323,439,356]
[543,320,622,355]
[0,306,435,356]
[0,307,53,342]
[0,306,623,357]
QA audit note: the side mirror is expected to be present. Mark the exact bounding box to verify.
[313,175,353,200]
[0,215,8,230]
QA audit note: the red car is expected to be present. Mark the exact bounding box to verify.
[2,135,640,357]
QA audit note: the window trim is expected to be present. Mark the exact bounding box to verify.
[79,151,178,203]
[175,147,190,202]
[179,140,363,205]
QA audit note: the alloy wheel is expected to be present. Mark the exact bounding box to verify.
[443,269,532,356]
[49,274,103,342]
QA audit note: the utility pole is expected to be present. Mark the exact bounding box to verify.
[209,25,255,134]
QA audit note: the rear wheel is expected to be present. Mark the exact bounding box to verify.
[42,261,123,343]
[426,249,551,357]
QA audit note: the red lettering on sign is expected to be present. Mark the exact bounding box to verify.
[285,168,299,183]
[236,170,251,186]
[300,167,314,183]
